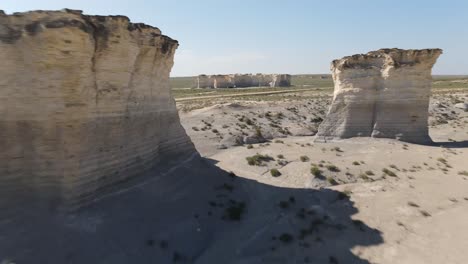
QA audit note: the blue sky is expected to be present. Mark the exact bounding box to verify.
[3,0,468,76]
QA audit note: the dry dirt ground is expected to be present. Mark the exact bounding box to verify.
[176,88,468,264]
[4,89,466,264]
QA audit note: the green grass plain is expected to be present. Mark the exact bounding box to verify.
[170,74,468,99]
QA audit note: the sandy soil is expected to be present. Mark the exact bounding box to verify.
[175,89,468,263]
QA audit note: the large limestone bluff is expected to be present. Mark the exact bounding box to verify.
[0,9,196,212]
[315,48,442,144]
[196,73,291,88]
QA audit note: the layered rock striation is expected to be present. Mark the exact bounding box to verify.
[315,48,442,143]
[0,9,196,212]
[196,73,291,88]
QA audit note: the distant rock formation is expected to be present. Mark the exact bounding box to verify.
[0,9,196,212]
[196,73,291,88]
[315,48,442,144]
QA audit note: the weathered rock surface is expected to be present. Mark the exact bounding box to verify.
[0,9,195,212]
[316,48,442,144]
[196,73,291,88]
[454,102,468,111]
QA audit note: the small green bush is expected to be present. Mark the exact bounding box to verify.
[310,166,322,177]
[300,155,310,162]
[327,177,338,185]
[270,168,282,177]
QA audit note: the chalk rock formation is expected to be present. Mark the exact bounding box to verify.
[213,74,235,88]
[272,74,292,87]
[315,48,442,143]
[196,74,214,88]
[196,73,291,88]
[233,74,254,87]
[0,9,195,212]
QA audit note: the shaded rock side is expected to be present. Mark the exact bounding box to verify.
[315,48,442,143]
[0,9,196,212]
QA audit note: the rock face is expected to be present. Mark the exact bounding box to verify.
[196,73,291,88]
[197,74,214,88]
[315,48,442,143]
[212,74,235,88]
[0,9,196,212]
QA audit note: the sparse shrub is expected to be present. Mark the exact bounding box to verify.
[382,168,397,177]
[192,126,199,131]
[359,173,370,181]
[326,164,340,172]
[327,177,338,185]
[279,200,289,209]
[223,200,246,221]
[458,171,468,176]
[277,159,288,166]
[310,166,322,177]
[211,129,219,133]
[247,144,253,149]
[352,161,360,166]
[365,170,374,176]
[310,116,323,123]
[300,155,310,162]
[237,123,247,129]
[274,139,284,144]
[279,233,294,243]
[407,201,419,207]
[270,168,282,177]
[332,147,343,152]
[246,154,274,166]
[437,157,447,163]
[420,210,431,217]
[277,154,285,159]
[329,256,339,264]
[338,189,352,199]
